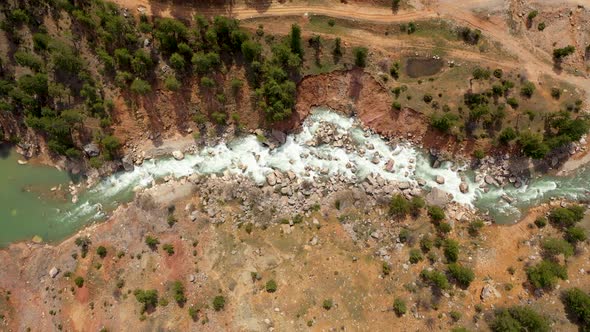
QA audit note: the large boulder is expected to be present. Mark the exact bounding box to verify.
[49,267,59,278]
[83,143,100,157]
[121,155,135,172]
[425,187,452,206]
[172,150,184,160]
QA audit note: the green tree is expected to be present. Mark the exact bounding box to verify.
[353,47,368,67]
[389,194,409,218]
[101,135,120,159]
[164,76,181,91]
[155,18,188,54]
[241,40,262,63]
[333,37,343,57]
[130,78,151,95]
[289,24,303,58]
[448,263,475,287]
[169,53,186,71]
[519,132,549,159]
[490,306,549,332]
[134,289,159,313]
[562,288,590,331]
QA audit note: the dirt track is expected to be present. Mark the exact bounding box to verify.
[115,0,590,100]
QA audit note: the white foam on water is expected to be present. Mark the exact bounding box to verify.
[65,108,556,223]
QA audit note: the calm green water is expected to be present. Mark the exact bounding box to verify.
[0,146,75,246]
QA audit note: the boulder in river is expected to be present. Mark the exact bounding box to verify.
[172,150,184,160]
[459,182,469,193]
[435,175,445,184]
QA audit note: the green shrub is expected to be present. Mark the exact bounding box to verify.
[130,78,151,95]
[468,220,484,237]
[389,194,410,218]
[409,249,423,264]
[538,22,546,31]
[265,279,277,293]
[450,310,462,322]
[188,305,199,320]
[96,246,107,258]
[145,235,160,249]
[134,289,159,314]
[75,236,91,258]
[162,243,175,256]
[169,53,186,71]
[526,260,567,290]
[172,281,186,305]
[164,76,181,91]
[520,81,535,98]
[506,97,519,109]
[553,45,575,59]
[428,206,445,222]
[382,262,392,276]
[74,276,84,288]
[420,236,433,253]
[534,217,547,228]
[493,68,503,78]
[489,306,549,332]
[213,295,225,311]
[519,132,549,159]
[448,263,475,287]
[420,269,449,290]
[437,222,452,235]
[430,113,458,133]
[392,101,401,110]
[565,226,586,244]
[393,298,407,316]
[409,196,425,217]
[562,288,590,330]
[398,228,411,243]
[548,205,585,228]
[542,237,574,258]
[472,67,491,80]
[443,239,459,263]
[322,299,333,310]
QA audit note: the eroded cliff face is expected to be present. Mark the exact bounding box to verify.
[277,69,468,156]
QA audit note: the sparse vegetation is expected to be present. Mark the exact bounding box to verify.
[489,306,550,332]
[393,298,407,316]
[213,295,226,311]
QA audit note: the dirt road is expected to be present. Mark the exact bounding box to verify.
[116,0,590,100]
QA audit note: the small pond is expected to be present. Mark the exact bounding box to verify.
[405,57,445,78]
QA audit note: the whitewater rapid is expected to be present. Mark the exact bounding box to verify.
[63,108,589,225]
